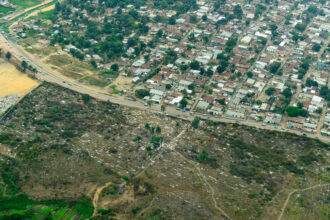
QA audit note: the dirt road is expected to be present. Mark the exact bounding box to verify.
[90,181,112,218]
[277,183,330,220]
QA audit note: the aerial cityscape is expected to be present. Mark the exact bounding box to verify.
[0,0,329,219]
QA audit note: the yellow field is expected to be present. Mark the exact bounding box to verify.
[0,61,39,98]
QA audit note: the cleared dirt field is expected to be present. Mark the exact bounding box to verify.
[111,75,133,91]
[0,60,39,97]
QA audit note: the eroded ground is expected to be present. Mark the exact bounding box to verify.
[0,82,328,219]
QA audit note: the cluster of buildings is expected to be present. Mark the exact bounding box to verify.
[9,0,330,136]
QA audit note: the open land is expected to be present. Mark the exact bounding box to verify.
[0,59,39,98]
[0,82,328,219]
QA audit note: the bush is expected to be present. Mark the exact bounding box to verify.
[285,106,308,117]
[265,87,275,96]
[135,89,150,99]
[269,62,281,74]
[192,117,200,129]
[82,94,91,103]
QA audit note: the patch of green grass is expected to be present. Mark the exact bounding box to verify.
[83,76,108,87]
[11,0,41,11]
[110,85,121,94]
[65,212,75,220]
[10,209,26,215]
[72,195,94,219]
[0,6,14,17]
[54,208,69,219]
[99,71,119,78]
[38,205,54,215]
[37,9,55,20]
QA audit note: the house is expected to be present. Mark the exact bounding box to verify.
[264,113,282,125]
[241,36,252,45]
[287,117,305,128]
[38,39,49,46]
[179,80,192,87]
[208,104,223,115]
[196,101,209,111]
[92,54,102,62]
[132,59,145,67]
[225,108,245,118]
[150,89,165,97]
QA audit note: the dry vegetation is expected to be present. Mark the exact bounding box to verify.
[0,82,328,219]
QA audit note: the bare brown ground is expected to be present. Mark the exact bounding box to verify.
[0,60,39,98]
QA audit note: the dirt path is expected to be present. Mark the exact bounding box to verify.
[89,181,112,218]
[173,149,231,219]
[135,130,185,178]
[88,130,185,219]
[277,183,330,220]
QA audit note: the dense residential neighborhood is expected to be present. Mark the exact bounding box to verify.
[5,0,330,137]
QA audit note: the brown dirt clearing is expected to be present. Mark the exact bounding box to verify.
[0,61,39,98]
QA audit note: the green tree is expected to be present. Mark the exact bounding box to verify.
[247,71,253,78]
[190,60,200,70]
[5,52,11,61]
[190,15,198,23]
[21,60,28,72]
[180,98,188,108]
[198,150,209,161]
[90,60,97,68]
[282,88,292,99]
[168,16,176,25]
[192,117,200,129]
[111,63,119,72]
[135,89,150,99]
[269,62,281,74]
[165,84,172,90]
[233,4,243,19]
[188,83,195,91]
[312,43,321,52]
[202,15,208,21]
[295,23,307,32]
[265,87,275,96]
[285,106,300,117]
[82,94,91,103]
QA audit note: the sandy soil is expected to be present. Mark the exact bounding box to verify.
[0,61,39,98]
[111,75,133,91]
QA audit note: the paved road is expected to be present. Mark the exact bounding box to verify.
[0,28,329,144]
